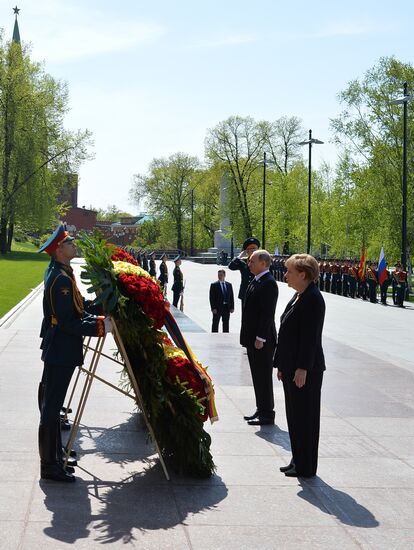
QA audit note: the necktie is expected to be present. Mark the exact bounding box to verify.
[221,282,228,302]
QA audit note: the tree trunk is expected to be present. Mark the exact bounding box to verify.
[7,222,14,252]
[176,217,182,251]
[0,217,8,255]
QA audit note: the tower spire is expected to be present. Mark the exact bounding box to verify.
[12,6,21,44]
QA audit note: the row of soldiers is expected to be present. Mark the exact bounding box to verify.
[125,247,184,307]
[271,256,409,307]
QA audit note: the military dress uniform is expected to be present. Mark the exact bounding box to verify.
[348,264,357,299]
[148,252,156,277]
[171,256,184,307]
[158,254,169,295]
[38,225,106,482]
[366,265,378,303]
[394,267,408,307]
[228,237,259,302]
[142,253,149,273]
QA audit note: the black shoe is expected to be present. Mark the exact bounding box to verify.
[284,467,314,478]
[243,411,259,421]
[41,464,75,482]
[63,447,77,458]
[247,417,274,426]
[280,461,295,473]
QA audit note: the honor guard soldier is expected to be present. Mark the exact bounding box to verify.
[394,263,408,307]
[348,261,358,298]
[366,262,378,303]
[38,224,112,482]
[228,237,260,302]
[379,263,391,305]
[142,251,149,273]
[324,260,331,292]
[171,255,184,307]
[158,253,169,295]
[342,260,349,297]
[318,259,325,291]
[148,251,156,277]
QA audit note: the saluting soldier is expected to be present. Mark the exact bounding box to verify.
[394,263,408,308]
[38,224,111,482]
[366,262,378,303]
[171,256,184,307]
[148,251,156,277]
[228,237,260,302]
[158,253,169,295]
[142,252,149,273]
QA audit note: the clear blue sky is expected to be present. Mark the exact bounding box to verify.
[1,1,413,212]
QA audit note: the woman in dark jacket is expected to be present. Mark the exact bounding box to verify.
[274,254,326,478]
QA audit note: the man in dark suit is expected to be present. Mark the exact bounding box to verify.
[209,270,234,332]
[228,237,260,302]
[240,250,278,425]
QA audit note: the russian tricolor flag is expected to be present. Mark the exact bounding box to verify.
[378,247,387,286]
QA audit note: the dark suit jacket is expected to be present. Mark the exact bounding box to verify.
[240,272,278,347]
[209,281,234,311]
[228,257,254,300]
[274,282,326,374]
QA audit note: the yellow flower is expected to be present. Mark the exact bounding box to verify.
[113,261,150,278]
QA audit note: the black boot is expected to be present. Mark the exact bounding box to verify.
[56,421,77,468]
[38,424,75,482]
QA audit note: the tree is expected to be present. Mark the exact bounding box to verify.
[95,205,133,222]
[331,56,414,264]
[266,116,304,175]
[205,116,268,238]
[130,153,199,250]
[0,33,92,253]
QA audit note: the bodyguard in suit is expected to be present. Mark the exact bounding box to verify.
[228,237,259,302]
[209,270,234,332]
[274,254,326,478]
[38,224,112,482]
[240,250,278,426]
[171,256,184,307]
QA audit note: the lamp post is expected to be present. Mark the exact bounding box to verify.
[190,188,195,256]
[299,130,324,254]
[391,82,412,270]
[257,152,275,249]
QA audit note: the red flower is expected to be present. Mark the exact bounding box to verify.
[166,356,208,420]
[118,272,166,329]
[111,248,138,266]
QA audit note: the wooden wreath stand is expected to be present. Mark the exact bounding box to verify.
[62,317,170,481]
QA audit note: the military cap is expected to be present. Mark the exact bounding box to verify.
[173,255,181,262]
[242,237,260,250]
[148,251,155,257]
[38,223,74,255]
[160,252,167,260]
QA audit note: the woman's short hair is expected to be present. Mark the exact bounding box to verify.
[285,254,319,281]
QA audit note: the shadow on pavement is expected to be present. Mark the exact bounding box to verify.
[299,478,380,528]
[254,424,292,453]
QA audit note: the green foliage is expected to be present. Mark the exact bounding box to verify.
[0,35,93,254]
[79,233,215,477]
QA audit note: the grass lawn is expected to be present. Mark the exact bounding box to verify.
[0,241,50,318]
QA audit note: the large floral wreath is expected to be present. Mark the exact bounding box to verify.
[79,234,217,477]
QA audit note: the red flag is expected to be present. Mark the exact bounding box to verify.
[358,247,366,281]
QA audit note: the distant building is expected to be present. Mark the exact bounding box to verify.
[64,206,97,233]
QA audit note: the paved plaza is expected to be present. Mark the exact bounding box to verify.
[0,259,413,549]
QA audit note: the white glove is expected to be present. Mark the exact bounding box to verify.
[104,317,113,333]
